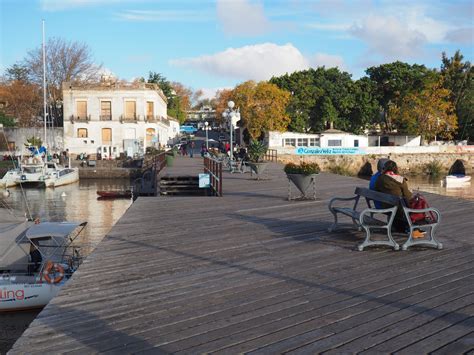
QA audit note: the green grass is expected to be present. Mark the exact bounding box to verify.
[424,160,443,176]
[328,163,354,176]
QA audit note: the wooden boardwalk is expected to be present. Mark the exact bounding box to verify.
[11,156,474,354]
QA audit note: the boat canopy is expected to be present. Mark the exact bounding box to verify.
[26,222,87,241]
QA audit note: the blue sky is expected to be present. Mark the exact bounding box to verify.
[0,0,472,98]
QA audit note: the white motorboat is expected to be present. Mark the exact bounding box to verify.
[442,175,472,187]
[1,154,79,189]
[0,209,86,311]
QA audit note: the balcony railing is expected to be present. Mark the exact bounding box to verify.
[119,114,139,123]
[100,115,112,121]
[70,115,90,124]
[145,115,157,123]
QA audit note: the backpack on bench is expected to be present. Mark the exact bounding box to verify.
[409,193,437,223]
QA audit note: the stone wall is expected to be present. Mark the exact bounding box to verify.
[278,153,474,176]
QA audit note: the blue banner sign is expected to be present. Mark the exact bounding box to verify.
[296,147,365,155]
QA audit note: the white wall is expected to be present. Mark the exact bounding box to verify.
[368,135,421,147]
[268,131,368,148]
[320,133,368,148]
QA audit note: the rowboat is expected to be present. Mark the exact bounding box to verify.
[97,190,132,199]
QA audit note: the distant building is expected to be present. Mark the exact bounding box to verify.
[268,129,368,149]
[62,80,179,158]
[186,105,217,129]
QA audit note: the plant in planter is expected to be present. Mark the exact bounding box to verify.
[247,140,269,179]
[284,161,320,200]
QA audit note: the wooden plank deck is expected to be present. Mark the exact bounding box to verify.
[10,156,474,354]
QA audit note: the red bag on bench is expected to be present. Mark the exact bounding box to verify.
[409,193,436,223]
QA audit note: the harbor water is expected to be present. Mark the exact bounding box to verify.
[0,178,132,353]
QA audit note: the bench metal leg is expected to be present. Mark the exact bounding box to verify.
[328,210,339,232]
[402,224,443,251]
[358,226,400,251]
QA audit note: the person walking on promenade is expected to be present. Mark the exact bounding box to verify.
[188,141,195,158]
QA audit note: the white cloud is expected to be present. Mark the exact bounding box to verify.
[170,43,310,81]
[115,10,210,22]
[170,43,346,81]
[349,14,427,59]
[216,0,271,36]
[199,87,231,100]
[445,28,474,44]
[40,0,123,11]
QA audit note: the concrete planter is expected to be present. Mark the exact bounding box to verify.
[248,162,269,180]
[287,173,318,199]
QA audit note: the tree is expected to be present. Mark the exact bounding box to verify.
[233,81,291,140]
[0,111,15,127]
[215,89,234,125]
[440,50,474,140]
[147,72,173,98]
[348,77,380,134]
[271,67,356,133]
[0,79,42,127]
[24,37,101,126]
[391,79,457,141]
[366,61,437,131]
[5,64,30,82]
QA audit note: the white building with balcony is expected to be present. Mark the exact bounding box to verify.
[62,81,179,158]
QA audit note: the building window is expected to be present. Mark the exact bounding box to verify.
[297,138,308,147]
[125,101,136,119]
[77,128,88,138]
[328,139,342,147]
[283,138,296,147]
[309,138,319,146]
[146,101,154,120]
[100,101,112,120]
[102,128,112,144]
[76,101,87,119]
[354,139,359,147]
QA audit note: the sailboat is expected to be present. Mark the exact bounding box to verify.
[0,20,79,189]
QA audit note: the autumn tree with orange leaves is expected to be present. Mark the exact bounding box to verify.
[390,79,457,141]
[232,81,291,140]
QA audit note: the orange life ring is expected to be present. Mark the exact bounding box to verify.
[42,261,65,284]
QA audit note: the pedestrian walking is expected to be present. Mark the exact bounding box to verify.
[188,141,195,158]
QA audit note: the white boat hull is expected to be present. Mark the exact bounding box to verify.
[443,175,471,187]
[44,168,79,187]
[0,170,20,188]
[0,281,62,311]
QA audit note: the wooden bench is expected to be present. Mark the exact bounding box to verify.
[328,187,442,251]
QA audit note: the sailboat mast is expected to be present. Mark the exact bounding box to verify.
[42,19,47,148]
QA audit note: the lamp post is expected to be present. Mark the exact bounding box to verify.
[222,101,240,172]
[204,121,209,151]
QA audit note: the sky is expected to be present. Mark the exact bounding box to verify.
[0,0,473,98]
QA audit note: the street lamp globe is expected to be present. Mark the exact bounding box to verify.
[227,101,235,109]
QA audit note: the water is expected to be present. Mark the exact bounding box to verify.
[408,175,474,200]
[0,179,131,353]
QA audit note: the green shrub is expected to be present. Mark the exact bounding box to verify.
[284,162,320,175]
[425,160,443,176]
[248,140,267,162]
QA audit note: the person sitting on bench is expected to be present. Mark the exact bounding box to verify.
[375,160,425,238]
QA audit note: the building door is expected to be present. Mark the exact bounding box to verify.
[146,102,154,120]
[101,101,112,120]
[146,128,155,147]
[102,128,112,145]
[77,101,87,119]
[125,101,136,119]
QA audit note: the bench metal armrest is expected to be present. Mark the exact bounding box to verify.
[402,206,441,225]
[359,206,397,226]
[328,196,359,211]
